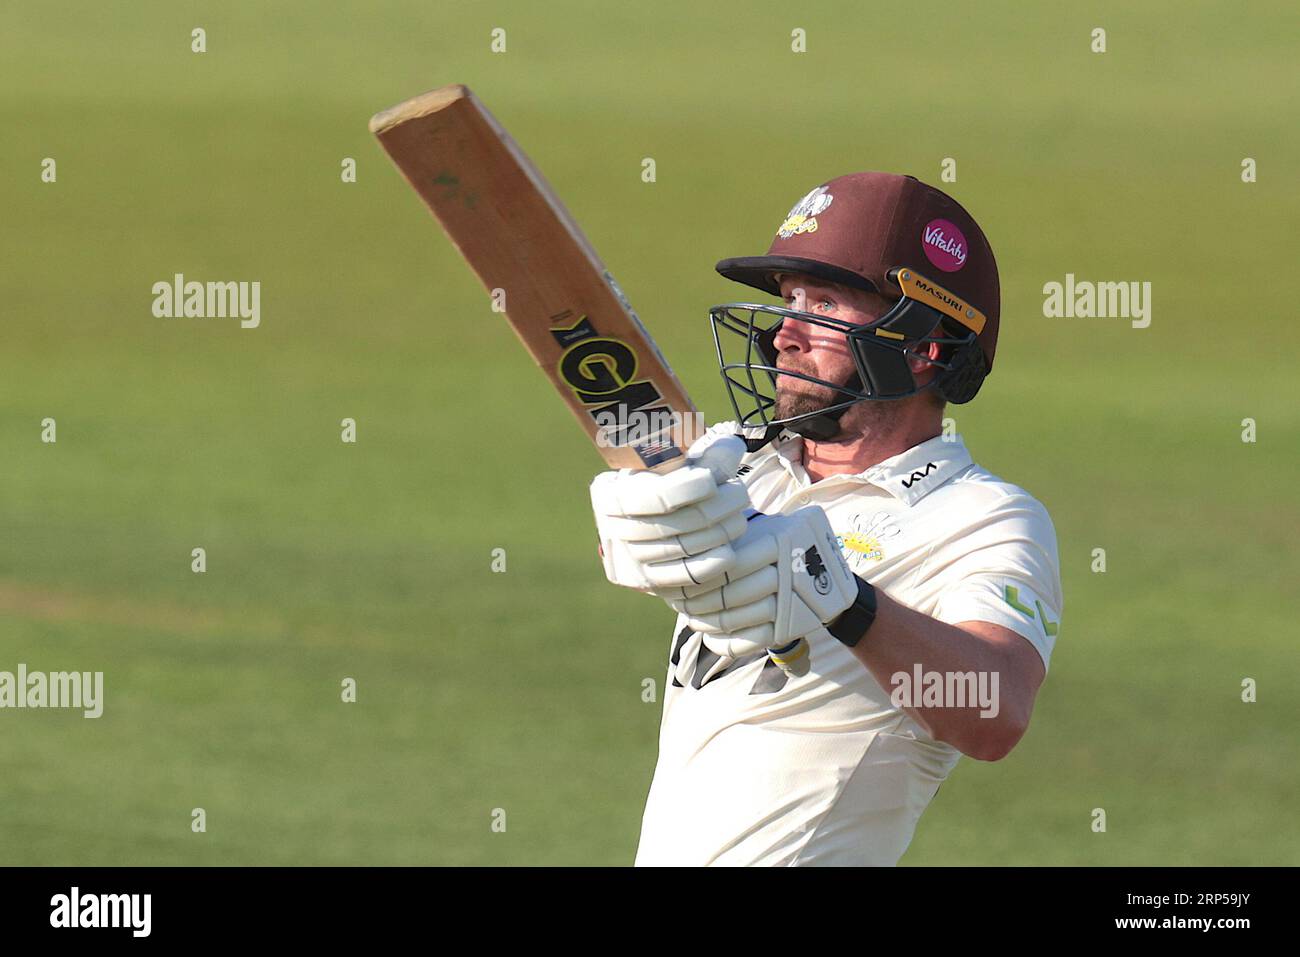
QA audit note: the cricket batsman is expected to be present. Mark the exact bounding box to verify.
[590,172,1064,866]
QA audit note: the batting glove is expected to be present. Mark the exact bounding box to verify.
[590,432,751,593]
[666,507,859,658]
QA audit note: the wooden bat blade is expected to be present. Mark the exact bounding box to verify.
[370,84,702,471]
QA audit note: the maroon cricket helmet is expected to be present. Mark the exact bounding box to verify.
[715,172,1001,373]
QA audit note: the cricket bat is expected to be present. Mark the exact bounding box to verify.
[369,84,701,472]
[370,85,809,678]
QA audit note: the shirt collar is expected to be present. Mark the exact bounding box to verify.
[862,433,973,505]
[780,432,974,506]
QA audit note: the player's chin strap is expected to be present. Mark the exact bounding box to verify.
[740,425,784,453]
[737,372,866,452]
[785,408,849,442]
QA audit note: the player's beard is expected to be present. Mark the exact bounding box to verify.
[773,356,851,422]
[774,357,905,444]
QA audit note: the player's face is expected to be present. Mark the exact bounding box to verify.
[771,274,896,419]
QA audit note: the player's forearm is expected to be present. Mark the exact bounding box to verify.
[847,591,1033,761]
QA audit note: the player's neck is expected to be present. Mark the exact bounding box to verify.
[799,404,942,484]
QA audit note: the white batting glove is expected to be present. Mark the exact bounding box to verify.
[666,507,859,658]
[590,433,751,593]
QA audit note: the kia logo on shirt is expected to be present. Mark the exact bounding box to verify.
[901,462,937,488]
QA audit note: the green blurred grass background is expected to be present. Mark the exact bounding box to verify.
[1,0,1296,865]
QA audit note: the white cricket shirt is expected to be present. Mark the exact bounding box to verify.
[635,424,1063,866]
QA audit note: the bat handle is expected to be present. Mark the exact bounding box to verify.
[768,638,811,678]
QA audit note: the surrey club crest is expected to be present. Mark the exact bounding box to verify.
[777,186,834,239]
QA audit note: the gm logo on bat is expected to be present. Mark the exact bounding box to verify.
[550,314,678,450]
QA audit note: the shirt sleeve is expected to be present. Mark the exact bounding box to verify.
[931,492,1064,672]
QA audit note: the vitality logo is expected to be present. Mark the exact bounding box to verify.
[921,218,967,272]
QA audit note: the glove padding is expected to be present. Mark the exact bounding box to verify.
[591,432,751,592]
[667,507,859,658]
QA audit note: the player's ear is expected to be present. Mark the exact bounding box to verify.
[905,324,944,369]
